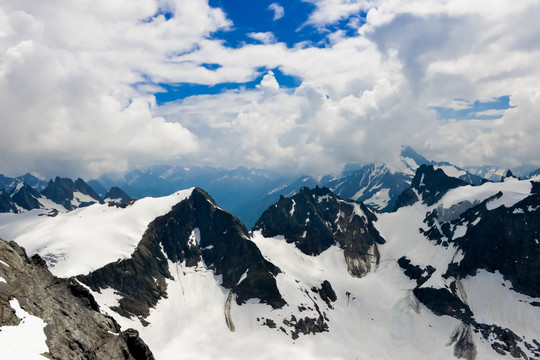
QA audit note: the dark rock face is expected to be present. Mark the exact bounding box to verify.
[393,188,419,210]
[311,280,337,308]
[397,257,435,287]
[122,329,155,360]
[104,186,133,203]
[0,190,18,213]
[10,183,43,211]
[410,165,468,206]
[254,186,385,277]
[0,238,154,360]
[79,188,285,320]
[396,180,540,359]
[41,177,103,210]
[413,287,473,322]
[413,186,540,299]
[444,193,540,298]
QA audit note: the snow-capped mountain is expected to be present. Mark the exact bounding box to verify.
[0,176,132,214]
[464,166,510,182]
[464,165,537,182]
[1,165,538,359]
[0,173,48,193]
[529,168,540,178]
[261,146,483,216]
[103,186,133,204]
[80,147,486,228]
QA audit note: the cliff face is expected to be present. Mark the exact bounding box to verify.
[0,238,154,360]
[78,187,285,321]
[254,186,385,277]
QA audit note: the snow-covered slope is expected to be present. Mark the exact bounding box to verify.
[0,189,193,277]
[0,173,538,360]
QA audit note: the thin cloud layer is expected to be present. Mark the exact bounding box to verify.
[1,0,539,178]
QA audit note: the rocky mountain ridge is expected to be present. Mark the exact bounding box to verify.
[0,176,132,214]
[0,165,539,359]
[0,237,154,359]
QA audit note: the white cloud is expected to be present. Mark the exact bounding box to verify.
[257,71,280,90]
[0,0,226,178]
[304,0,367,27]
[247,32,277,44]
[268,3,285,21]
[1,0,540,179]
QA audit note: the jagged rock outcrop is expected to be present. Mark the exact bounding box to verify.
[41,177,103,210]
[395,165,469,210]
[0,238,154,360]
[443,193,540,298]
[78,188,285,321]
[104,186,133,204]
[0,190,18,213]
[10,183,43,211]
[395,174,540,359]
[254,186,385,277]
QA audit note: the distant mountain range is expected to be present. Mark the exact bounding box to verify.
[1,164,538,359]
[0,176,131,214]
[1,147,539,228]
[84,147,539,227]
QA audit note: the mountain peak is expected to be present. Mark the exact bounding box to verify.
[254,186,384,277]
[413,165,468,206]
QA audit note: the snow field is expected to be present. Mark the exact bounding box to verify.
[0,299,49,359]
[0,189,194,277]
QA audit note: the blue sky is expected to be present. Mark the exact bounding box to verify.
[1,0,539,178]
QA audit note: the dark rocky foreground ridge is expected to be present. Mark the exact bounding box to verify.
[0,238,154,360]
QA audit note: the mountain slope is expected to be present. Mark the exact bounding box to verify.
[377,169,540,359]
[41,177,104,210]
[78,187,285,321]
[254,186,385,277]
[0,174,538,359]
[0,238,154,360]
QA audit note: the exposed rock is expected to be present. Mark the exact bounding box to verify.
[104,186,133,204]
[397,256,435,286]
[10,183,43,211]
[41,177,103,210]
[311,280,337,308]
[412,287,473,323]
[393,188,419,210]
[0,190,18,213]
[447,323,477,360]
[444,193,540,298]
[475,323,533,359]
[410,165,468,206]
[254,186,385,278]
[0,238,154,360]
[78,188,285,320]
[122,329,155,360]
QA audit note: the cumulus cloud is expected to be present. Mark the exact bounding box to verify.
[0,0,227,178]
[247,32,277,44]
[268,3,285,21]
[1,0,540,180]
